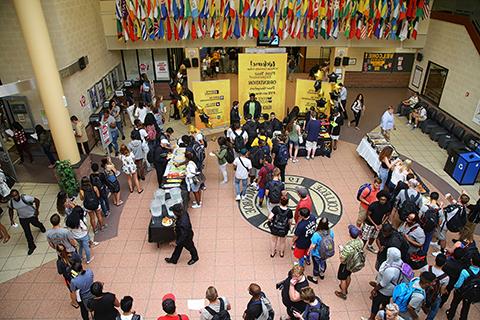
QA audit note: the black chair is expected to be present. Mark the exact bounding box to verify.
[422,112,445,134]
[419,107,437,132]
[447,133,476,156]
[438,126,466,150]
[429,119,455,142]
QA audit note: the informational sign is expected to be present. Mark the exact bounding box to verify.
[295,79,318,112]
[363,52,415,72]
[238,53,287,119]
[192,79,230,129]
[98,123,111,151]
[155,60,170,80]
[79,95,87,107]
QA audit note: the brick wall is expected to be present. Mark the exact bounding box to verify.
[409,19,480,133]
[0,0,121,125]
[344,72,411,88]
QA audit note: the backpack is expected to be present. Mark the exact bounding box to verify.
[268,180,283,204]
[356,183,372,201]
[250,147,265,169]
[445,204,467,232]
[392,278,425,313]
[233,130,246,152]
[250,293,274,320]
[389,262,415,285]
[318,231,335,260]
[270,208,290,236]
[424,266,448,308]
[458,268,480,303]
[305,301,330,320]
[146,125,157,141]
[83,188,99,211]
[398,190,421,221]
[205,298,231,320]
[275,143,289,165]
[345,246,366,273]
[90,174,107,196]
[243,122,258,146]
[192,141,206,166]
[225,147,235,164]
[420,206,439,233]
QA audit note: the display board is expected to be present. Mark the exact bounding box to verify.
[238,53,287,119]
[192,79,230,129]
[363,52,415,73]
[295,79,317,112]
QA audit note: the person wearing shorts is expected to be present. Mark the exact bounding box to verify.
[335,225,363,300]
[356,178,382,228]
[362,191,392,254]
[257,156,274,207]
[293,208,316,266]
[304,111,321,160]
[329,109,344,151]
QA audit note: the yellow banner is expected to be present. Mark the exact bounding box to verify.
[192,79,230,129]
[295,79,317,113]
[238,53,287,119]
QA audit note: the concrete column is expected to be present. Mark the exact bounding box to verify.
[13,0,80,164]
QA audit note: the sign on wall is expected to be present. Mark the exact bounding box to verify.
[238,53,287,119]
[155,60,170,80]
[192,79,230,129]
[363,52,415,72]
[295,79,317,112]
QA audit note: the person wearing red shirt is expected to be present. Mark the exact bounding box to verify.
[157,293,189,320]
[294,186,313,224]
[257,155,275,207]
[356,177,382,228]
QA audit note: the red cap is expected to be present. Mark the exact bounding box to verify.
[162,293,176,302]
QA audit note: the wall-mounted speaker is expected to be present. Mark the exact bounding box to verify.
[183,58,192,68]
[334,57,341,66]
[342,57,350,66]
[416,52,423,62]
[191,58,199,67]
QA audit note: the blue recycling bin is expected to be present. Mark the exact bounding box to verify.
[452,151,480,185]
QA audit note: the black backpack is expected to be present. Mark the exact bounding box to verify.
[420,206,439,233]
[233,130,246,152]
[424,266,448,308]
[250,147,265,169]
[468,202,480,224]
[275,143,289,165]
[192,141,206,166]
[398,190,420,221]
[90,173,107,196]
[445,204,467,233]
[306,299,330,320]
[270,208,290,236]
[268,180,283,204]
[458,268,480,303]
[83,188,99,211]
[205,298,231,320]
[225,147,235,164]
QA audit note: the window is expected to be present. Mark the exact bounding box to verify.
[422,61,448,105]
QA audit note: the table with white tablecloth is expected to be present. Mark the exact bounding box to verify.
[356,137,381,174]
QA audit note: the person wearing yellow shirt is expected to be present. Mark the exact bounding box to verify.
[251,129,272,150]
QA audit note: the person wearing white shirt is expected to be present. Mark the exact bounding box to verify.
[380,106,395,141]
[233,149,252,201]
[119,296,143,320]
[134,103,149,123]
[185,151,203,208]
[420,253,449,320]
[397,92,419,116]
[408,106,427,129]
[339,83,349,120]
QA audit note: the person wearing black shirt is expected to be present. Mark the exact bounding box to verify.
[88,282,120,320]
[270,112,283,133]
[243,93,262,121]
[149,139,170,188]
[329,109,344,151]
[165,204,199,265]
[375,223,409,271]
[280,265,309,319]
[362,191,392,254]
[242,114,258,149]
[440,247,468,308]
[230,101,241,128]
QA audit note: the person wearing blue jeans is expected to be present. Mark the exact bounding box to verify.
[66,206,94,264]
[102,108,119,156]
[233,150,252,201]
[420,192,440,256]
[421,253,449,320]
[306,218,334,284]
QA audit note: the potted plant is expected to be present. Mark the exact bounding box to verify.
[55,160,79,197]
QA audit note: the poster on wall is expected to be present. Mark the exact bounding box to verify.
[392,53,415,72]
[155,60,170,80]
[192,79,230,129]
[96,81,105,105]
[473,99,480,126]
[295,79,317,112]
[88,86,98,111]
[363,53,395,72]
[238,53,287,119]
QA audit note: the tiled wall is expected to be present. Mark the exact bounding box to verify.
[409,19,480,133]
[0,0,121,125]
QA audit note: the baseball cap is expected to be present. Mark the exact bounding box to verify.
[240,148,248,155]
[162,293,176,302]
[348,225,361,239]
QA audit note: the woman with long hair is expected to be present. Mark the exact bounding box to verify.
[378,146,400,190]
[185,151,202,208]
[286,119,302,163]
[79,176,105,232]
[307,217,334,283]
[65,206,94,264]
[268,195,293,258]
[35,124,56,168]
[348,93,365,130]
[101,158,122,206]
[119,144,143,194]
[56,191,75,217]
[12,121,33,163]
[212,136,229,183]
[56,243,82,308]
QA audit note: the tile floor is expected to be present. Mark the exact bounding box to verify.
[0,139,478,320]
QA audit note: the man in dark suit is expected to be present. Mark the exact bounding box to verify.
[165,204,199,265]
[230,101,241,128]
[243,93,262,121]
